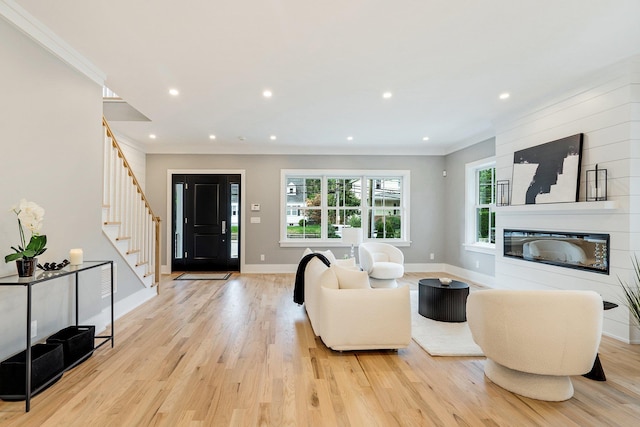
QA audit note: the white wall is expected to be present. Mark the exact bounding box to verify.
[494,55,640,343]
[115,133,147,191]
[0,17,147,360]
[145,154,446,270]
[443,138,496,281]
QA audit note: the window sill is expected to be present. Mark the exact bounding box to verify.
[463,243,496,255]
[280,240,411,248]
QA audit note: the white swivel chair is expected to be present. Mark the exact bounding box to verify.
[358,242,404,288]
[467,289,603,401]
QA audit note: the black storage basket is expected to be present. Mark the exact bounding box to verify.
[0,343,64,401]
[46,325,95,368]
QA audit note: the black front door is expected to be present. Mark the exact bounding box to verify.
[172,174,240,271]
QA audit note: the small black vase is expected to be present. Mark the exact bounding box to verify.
[16,258,37,277]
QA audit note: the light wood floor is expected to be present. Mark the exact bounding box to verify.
[1,272,639,426]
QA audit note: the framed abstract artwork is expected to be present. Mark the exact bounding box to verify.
[511,133,583,205]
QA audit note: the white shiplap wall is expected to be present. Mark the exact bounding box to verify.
[494,55,640,343]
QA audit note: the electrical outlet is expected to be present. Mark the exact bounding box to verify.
[475,260,480,269]
[260,254,265,261]
[430,253,435,260]
[31,320,37,338]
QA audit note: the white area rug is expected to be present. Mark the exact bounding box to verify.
[410,290,484,357]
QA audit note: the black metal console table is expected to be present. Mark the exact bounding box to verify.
[0,261,114,412]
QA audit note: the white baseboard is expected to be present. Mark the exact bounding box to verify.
[404,263,445,273]
[241,262,487,280]
[165,262,490,284]
[443,265,496,288]
[82,286,157,334]
[602,331,638,345]
[243,264,298,273]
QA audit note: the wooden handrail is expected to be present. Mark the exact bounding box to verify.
[103,117,161,288]
[102,117,159,222]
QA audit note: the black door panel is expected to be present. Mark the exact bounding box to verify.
[172,174,240,271]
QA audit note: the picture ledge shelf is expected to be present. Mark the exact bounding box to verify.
[496,200,618,215]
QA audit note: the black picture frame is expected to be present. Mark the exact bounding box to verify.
[511,133,583,205]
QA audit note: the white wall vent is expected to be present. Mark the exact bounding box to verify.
[101,263,117,298]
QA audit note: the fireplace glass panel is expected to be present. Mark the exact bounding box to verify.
[503,229,609,274]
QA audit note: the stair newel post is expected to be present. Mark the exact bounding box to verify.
[155,217,161,292]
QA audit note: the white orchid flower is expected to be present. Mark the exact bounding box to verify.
[5,199,48,264]
[16,199,45,234]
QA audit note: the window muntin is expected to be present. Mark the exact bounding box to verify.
[475,167,496,244]
[286,178,321,239]
[465,158,496,251]
[367,178,402,239]
[282,171,408,245]
[327,178,362,239]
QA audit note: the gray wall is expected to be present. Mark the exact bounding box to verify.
[0,18,144,360]
[146,154,447,267]
[443,138,496,275]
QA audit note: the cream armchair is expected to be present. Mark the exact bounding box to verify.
[358,242,404,288]
[302,255,411,351]
[467,289,603,401]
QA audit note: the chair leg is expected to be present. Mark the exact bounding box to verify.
[583,354,606,381]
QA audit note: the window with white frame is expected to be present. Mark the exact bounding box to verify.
[465,158,496,250]
[281,170,410,245]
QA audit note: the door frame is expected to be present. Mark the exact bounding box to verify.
[166,169,246,274]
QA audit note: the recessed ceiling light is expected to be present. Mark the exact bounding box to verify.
[209,134,216,140]
[347,136,354,141]
[382,92,392,99]
[169,88,179,96]
[270,135,277,140]
[499,92,510,100]
[263,90,272,98]
[149,134,156,139]
[422,136,430,141]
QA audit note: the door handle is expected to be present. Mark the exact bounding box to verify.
[222,220,226,234]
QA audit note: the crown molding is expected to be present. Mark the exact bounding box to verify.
[0,0,105,85]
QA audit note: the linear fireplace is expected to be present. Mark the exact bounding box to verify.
[503,229,609,274]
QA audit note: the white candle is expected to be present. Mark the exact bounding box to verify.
[69,248,83,265]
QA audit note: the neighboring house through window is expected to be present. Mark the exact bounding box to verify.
[280,170,410,246]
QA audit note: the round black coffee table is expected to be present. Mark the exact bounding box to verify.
[418,278,470,322]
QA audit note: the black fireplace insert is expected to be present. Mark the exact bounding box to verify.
[503,229,609,274]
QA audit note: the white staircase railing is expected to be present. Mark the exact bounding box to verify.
[102,117,161,290]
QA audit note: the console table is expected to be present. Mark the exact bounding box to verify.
[0,261,114,412]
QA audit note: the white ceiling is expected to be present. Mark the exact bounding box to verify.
[13,0,640,155]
